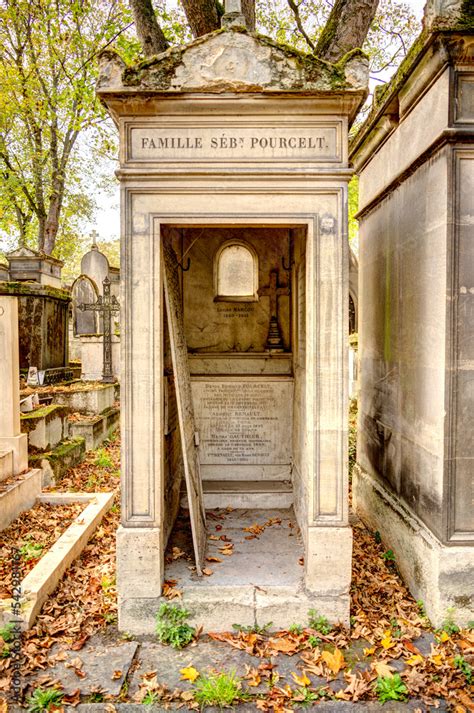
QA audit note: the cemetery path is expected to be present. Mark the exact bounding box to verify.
[1,432,472,710]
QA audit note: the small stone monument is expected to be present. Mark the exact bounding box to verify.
[71,275,99,336]
[98,0,369,632]
[69,231,121,376]
[0,248,72,384]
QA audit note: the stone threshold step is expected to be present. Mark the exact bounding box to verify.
[203,479,292,493]
[181,480,293,509]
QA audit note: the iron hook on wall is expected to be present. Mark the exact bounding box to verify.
[177,257,191,271]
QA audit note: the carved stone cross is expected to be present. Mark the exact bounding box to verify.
[258,269,289,351]
[79,276,120,383]
[90,229,99,249]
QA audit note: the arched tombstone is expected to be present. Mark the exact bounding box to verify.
[71,275,99,335]
[80,244,110,293]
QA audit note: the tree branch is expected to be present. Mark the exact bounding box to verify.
[286,0,315,50]
[315,0,379,63]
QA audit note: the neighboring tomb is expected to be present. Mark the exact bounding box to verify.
[0,258,72,384]
[70,235,121,379]
[0,295,42,529]
[350,17,474,625]
[7,246,63,288]
[98,8,369,632]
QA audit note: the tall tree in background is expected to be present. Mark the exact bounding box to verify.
[0,0,128,256]
[128,0,406,63]
[0,0,419,259]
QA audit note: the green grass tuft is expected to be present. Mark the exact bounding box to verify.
[307,609,332,635]
[26,687,64,713]
[194,670,242,708]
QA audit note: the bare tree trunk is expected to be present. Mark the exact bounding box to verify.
[180,0,220,37]
[241,0,255,31]
[315,0,379,63]
[129,0,168,57]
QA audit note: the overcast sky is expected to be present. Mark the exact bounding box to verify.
[94,0,427,243]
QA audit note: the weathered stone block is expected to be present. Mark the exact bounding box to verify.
[0,469,42,531]
[20,404,67,451]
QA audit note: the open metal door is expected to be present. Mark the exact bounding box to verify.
[162,240,207,574]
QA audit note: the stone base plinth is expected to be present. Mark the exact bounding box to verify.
[353,465,474,627]
[80,335,120,381]
[304,525,352,626]
[117,525,164,632]
[0,433,28,475]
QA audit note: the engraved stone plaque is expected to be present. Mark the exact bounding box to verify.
[192,377,293,465]
[129,125,340,163]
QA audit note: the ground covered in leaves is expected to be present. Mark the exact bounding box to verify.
[0,430,473,711]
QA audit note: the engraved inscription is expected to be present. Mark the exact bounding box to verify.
[130,126,339,162]
[192,379,293,465]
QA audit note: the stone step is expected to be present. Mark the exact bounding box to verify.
[0,469,42,531]
[0,450,13,482]
[181,479,293,509]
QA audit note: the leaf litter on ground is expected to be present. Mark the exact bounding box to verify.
[2,431,473,711]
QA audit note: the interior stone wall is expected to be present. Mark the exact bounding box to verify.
[176,227,291,354]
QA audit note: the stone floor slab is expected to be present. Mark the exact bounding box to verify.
[128,639,262,696]
[38,637,138,696]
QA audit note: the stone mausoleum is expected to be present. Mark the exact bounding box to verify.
[98,6,369,632]
[350,13,474,626]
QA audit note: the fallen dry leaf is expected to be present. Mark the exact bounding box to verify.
[322,648,345,675]
[206,556,222,563]
[405,654,423,666]
[202,568,213,576]
[380,632,396,650]
[372,661,394,678]
[269,638,300,655]
[111,670,122,680]
[180,666,200,682]
[290,671,310,686]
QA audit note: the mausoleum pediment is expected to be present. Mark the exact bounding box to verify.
[98,26,369,96]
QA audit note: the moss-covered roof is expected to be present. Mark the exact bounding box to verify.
[98,24,369,96]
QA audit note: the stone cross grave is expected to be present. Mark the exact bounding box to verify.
[258,269,290,351]
[79,276,120,383]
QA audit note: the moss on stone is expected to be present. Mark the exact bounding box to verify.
[0,281,70,301]
[46,437,86,462]
[20,404,65,425]
[459,0,474,29]
[119,24,364,92]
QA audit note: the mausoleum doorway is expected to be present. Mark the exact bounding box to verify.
[163,225,306,510]
[160,222,312,626]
